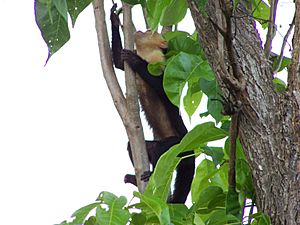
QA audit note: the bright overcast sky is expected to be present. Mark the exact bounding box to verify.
[0,1,294,225]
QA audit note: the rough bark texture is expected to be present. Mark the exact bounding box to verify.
[188,1,300,224]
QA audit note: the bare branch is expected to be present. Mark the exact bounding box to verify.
[273,15,295,74]
[92,0,127,120]
[122,2,150,193]
[288,0,300,92]
[264,0,279,59]
[93,0,149,193]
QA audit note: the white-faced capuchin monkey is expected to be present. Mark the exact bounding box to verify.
[110,4,195,204]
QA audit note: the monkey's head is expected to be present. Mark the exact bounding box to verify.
[135,30,168,50]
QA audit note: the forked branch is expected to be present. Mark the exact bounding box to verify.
[93,0,149,193]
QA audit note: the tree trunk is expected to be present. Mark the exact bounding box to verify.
[188,1,300,224]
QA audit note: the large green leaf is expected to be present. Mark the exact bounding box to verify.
[147,0,172,30]
[164,52,214,107]
[35,0,70,62]
[66,0,93,27]
[167,35,205,58]
[161,0,188,26]
[53,0,68,22]
[145,122,227,200]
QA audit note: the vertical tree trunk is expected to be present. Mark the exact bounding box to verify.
[188,1,300,224]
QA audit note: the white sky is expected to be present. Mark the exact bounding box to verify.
[0,1,294,225]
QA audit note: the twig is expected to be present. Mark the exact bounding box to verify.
[264,0,279,59]
[273,15,295,74]
[92,0,127,119]
[288,0,300,92]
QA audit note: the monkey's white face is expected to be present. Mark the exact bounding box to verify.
[134,30,167,49]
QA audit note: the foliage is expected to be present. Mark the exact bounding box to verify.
[34,0,280,224]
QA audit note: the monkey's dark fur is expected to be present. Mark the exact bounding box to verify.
[110,5,195,204]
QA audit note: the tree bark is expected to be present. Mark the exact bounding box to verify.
[188,1,300,224]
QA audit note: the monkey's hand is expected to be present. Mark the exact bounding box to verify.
[124,174,137,186]
[121,49,146,71]
[110,3,120,27]
[124,171,151,186]
[141,170,152,182]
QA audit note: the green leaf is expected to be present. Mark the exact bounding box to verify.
[236,159,255,199]
[199,78,219,97]
[35,0,70,62]
[84,216,97,225]
[191,160,217,201]
[181,122,227,150]
[183,84,203,119]
[147,62,165,76]
[273,77,287,92]
[145,122,227,200]
[226,187,241,217]
[70,202,100,225]
[130,213,147,225]
[161,0,188,26]
[95,192,130,225]
[207,98,223,123]
[66,0,93,27]
[167,35,205,56]
[252,0,270,29]
[191,160,228,203]
[164,52,214,107]
[169,204,190,224]
[163,31,190,41]
[205,209,239,225]
[53,0,68,22]
[194,214,205,225]
[194,186,226,215]
[134,192,171,225]
[272,55,291,72]
[202,146,224,166]
[251,212,272,225]
[147,0,172,31]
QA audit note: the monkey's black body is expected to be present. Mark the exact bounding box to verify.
[110,6,195,204]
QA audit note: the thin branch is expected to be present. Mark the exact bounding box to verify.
[264,0,279,59]
[288,0,300,92]
[273,15,295,74]
[93,0,149,193]
[92,0,127,120]
[122,2,150,193]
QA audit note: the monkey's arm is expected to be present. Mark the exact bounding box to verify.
[121,49,164,94]
[110,4,124,70]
